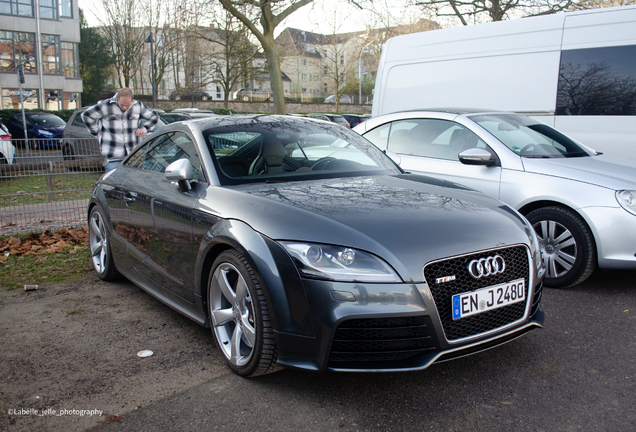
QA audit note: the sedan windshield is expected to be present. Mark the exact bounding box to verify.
[470,114,594,158]
[204,117,401,183]
[30,114,66,127]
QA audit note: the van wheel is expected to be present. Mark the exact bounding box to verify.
[526,206,596,288]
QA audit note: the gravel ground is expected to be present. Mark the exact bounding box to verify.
[0,274,229,431]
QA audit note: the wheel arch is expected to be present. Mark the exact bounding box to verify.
[195,218,313,337]
[518,199,599,260]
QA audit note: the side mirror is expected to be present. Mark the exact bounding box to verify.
[165,158,195,192]
[384,149,401,165]
[458,148,498,167]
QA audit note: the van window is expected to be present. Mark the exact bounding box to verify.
[556,44,636,116]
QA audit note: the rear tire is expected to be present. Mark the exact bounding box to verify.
[208,249,281,377]
[526,206,596,288]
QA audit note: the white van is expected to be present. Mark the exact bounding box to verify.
[372,6,636,160]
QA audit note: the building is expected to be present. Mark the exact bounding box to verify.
[0,0,82,110]
[276,19,441,100]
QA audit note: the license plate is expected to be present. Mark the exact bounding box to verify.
[452,278,525,320]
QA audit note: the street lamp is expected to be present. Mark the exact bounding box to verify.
[145,33,156,108]
[359,41,372,105]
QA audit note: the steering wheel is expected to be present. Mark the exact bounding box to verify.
[310,157,336,170]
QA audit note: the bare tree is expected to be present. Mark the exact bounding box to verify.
[413,0,576,26]
[191,7,263,108]
[97,0,148,88]
[321,13,360,111]
[217,0,315,114]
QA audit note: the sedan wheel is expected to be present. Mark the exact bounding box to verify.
[88,206,120,281]
[527,206,596,288]
[208,250,280,377]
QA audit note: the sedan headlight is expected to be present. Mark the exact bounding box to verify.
[616,190,636,216]
[280,242,401,283]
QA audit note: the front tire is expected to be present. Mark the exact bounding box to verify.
[527,206,596,288]
[88,205,121,281]
[208,250,280,377]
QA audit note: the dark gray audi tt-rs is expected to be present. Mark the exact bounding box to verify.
[88,115,545,377]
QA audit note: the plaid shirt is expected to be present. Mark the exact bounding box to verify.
[81,96,159,158]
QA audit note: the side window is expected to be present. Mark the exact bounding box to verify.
[124,141,150,168]
[138,132,201,176]
[72,113,86,127]
[362,123,390,150]
[388,119,487,161]
[557,44,636,116]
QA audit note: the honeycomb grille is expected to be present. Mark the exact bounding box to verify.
[423,245,530,342]
[329,316,435,363]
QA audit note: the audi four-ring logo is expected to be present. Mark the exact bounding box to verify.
[467,255,506,279]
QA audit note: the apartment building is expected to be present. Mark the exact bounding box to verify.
[0,0,82,110]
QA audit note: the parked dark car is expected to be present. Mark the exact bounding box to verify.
[169,90,212,101]
[88,115,544,378]
[61,107,167,160]
[341,114,368,128]
[7,112,66,149]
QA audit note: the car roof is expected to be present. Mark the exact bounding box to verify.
[392,108,504,115]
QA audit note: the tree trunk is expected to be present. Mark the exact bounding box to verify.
[263,40,286,114]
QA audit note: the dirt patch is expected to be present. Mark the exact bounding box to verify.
[0,274,230,431]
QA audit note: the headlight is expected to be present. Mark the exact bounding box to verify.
[38,130,54,137]
[616,190,636,216]
[280,242,401,283]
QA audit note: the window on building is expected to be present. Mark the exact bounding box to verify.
[59,0,72,18]
[0,31,36,72]
[323,66,328,75]
[63,91,77,109]
[41,35,60,74]
[0,0,34,17]
[45,89,61,110]
[340,55,344,66]
[301,59,306,66]
[302,88,307,93]
[61,42,78,77]
[302,73,307,82]
[216,85,222,99]
[2,88,38,109]
[323,83,327,92]
[39,0,57,19]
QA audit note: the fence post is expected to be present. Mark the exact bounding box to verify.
[47,161,55,202]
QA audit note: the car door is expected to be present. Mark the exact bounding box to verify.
[364,118,502,198]
[122,131,205,302]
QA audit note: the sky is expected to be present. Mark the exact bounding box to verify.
[78,0,439,36]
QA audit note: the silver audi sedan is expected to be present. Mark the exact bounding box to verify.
[355,109,636,288]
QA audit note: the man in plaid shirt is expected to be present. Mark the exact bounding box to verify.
[82,88,159,171]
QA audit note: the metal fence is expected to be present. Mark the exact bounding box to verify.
[0,138,104,236]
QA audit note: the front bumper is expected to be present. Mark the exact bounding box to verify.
[273,246,544,372]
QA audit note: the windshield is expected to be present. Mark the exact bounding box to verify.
[31,114,65,127]
[470,114,594,158]
[203,117,401,184]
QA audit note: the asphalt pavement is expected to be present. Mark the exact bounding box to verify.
[88,268,636,432]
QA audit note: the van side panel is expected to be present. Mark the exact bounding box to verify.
[562,7,636,50]
[373,14,566,117]
[379,52,562,115]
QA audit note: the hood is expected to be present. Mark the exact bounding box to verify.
[200,175,531,282]
[521,155,636,191]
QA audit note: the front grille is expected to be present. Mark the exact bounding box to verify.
[423,245,530,342]
[329,316,435,363]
